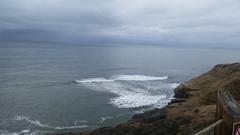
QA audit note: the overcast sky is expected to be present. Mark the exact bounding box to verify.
[0,0,240,48]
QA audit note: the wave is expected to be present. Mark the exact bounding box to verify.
[76,74,179,108]
[0,130,48,135]
[111,94,167,108]
[98,116,113,123]
[75,78,114,83]
[113,75,168,81]
[54,125,88,130]
[75,75,168,83]
[74,120,87,125]
[14,116,49,128]
[13,115,89,131]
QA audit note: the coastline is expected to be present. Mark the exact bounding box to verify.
[56,63,240,135]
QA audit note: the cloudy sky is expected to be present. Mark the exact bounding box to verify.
[0,0,240,48]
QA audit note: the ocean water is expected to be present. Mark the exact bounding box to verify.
[0,43,239,135]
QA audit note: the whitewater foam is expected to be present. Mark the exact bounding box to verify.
[113,75,168,81]
[75,78,114,83]
[170,83,180,88]
[0,130,45,135]
[14,116,49,128]
[99,116,113,123]
[74,120,87,126]
[13,115,89,131]
[55,125,88,130]
[75,75,168,83]
[0,130,19,135]
[111,94,167,108]
[76,74,179,108]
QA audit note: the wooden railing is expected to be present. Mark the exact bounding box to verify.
[215,90,240,135]
[194,90,240,135]
[194,119,223,135]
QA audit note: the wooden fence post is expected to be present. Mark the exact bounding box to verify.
[215,90,240,135]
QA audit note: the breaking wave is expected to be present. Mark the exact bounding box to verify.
[75,74,179,108]
[54,125,88,130]
[75,78,114,83]
[75,75,168,83]
[11,115,89,135]
[0,130,44,135]
[14,116,49,128]
[113,75,168,81]
[98,116,113,123]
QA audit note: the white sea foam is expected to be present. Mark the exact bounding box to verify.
[75,78,114,83]
[99,116,113,123]
[76,74,179,108]
[170,83,180,88]
[20,130,30,134]
[113,75,168,81]
[74,120,87,125]
[111,94,167,108]
[0,130,43,135]
[14,116,49,128]
[55,125,88,130]
[75,75,168,83]
[13,115,88,131]
[0,130,19,135]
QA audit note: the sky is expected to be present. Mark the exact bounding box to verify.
[0,0,240,48]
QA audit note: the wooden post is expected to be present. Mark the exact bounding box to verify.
[215,90,240,135]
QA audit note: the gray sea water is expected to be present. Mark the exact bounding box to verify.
[0,42,239,135]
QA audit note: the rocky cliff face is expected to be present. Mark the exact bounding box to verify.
[176,63,240,105]
[58,63,240,135]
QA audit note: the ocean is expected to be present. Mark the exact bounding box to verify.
[0,43,239,135]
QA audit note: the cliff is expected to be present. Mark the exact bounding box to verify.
[58,63,240,135]
[175,63,240,105]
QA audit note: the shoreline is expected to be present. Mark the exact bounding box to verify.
[56,63,240,135]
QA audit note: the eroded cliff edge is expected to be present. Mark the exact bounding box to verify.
[59,63,240,135]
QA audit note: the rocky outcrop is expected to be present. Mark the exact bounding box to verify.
[59,63,240,135]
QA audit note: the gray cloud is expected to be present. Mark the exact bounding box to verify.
[0,0,240,48]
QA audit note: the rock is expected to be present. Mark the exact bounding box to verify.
[174,83,189,98]
[170,98,186,104]
[173,83,199,99]
[132,108,167,123]
[194,109,199,113]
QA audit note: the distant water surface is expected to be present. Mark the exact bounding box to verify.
[0,43,239,135]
